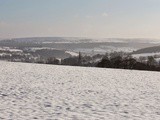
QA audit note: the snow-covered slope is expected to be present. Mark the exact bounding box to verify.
[0,61,160,120]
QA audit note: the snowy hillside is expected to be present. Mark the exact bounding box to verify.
[0,61,160,119]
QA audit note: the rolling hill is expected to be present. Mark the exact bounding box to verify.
[132,45,160,54]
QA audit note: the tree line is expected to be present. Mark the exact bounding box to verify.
[96,52,160,71]
[37,51,160,72]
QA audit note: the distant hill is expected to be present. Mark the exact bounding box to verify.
[0,37,160,55]
[132,45,160,54]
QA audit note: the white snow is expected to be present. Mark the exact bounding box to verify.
[28,47,58,52]
[132,52,160,58]
[8,49,23,52]
[0,53,12,56]
[0,61,160,119]
[0,47,23,52]
[65,51,79,56]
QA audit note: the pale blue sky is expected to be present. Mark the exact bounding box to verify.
[0,0,160,38]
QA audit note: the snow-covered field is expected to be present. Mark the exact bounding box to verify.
[0,61,160,120]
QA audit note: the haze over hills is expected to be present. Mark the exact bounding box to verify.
[0,37,160,55]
